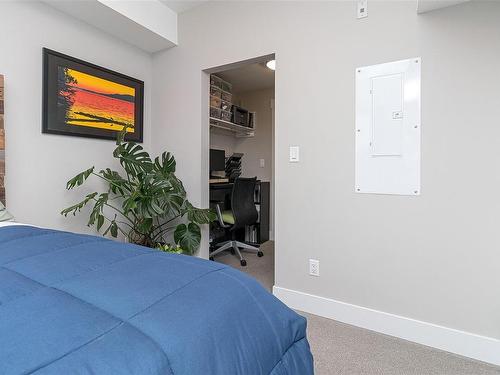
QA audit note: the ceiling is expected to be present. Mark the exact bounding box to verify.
[160,0,209,14]
[216,62,275,94]
[416,0,470,13]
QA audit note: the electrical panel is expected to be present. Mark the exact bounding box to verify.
[355,58,421,195]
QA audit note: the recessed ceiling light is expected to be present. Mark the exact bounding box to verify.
[266,60,276,71]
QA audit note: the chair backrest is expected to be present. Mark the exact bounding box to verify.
[231,177,258,229]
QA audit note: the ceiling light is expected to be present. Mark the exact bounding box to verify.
[266,60,276,71]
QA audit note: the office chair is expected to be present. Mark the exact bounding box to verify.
[209,177,263,266]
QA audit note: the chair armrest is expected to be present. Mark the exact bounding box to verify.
[215,203,231,228]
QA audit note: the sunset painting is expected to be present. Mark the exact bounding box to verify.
[43,48,144,142]
[58,68,135,133]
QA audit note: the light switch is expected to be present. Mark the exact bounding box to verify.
[357,0,368,19]
[289,146,300,162]
[260,158,265,168]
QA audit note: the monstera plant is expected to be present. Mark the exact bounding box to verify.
[61,129,216,254]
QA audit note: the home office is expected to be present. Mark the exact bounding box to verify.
[207,61,275,283]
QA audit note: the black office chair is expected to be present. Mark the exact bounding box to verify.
[210,177,263,266]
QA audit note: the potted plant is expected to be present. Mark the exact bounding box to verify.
[61,129,215,254]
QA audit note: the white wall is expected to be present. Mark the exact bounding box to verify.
[0,1,152,235]
[209,130,236,156]
[234,88,274,183]
[151,0,500,354]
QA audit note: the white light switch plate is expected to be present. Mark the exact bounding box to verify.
[289,146,300,162]
[357,0,368,19]
[260,158,265,168]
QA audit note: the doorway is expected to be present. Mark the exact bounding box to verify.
[204,55,276,291]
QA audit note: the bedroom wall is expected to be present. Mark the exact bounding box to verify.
[209,131,236,157]
[0,1,152,234]
[234,88,274,183]
[151,0,500,351]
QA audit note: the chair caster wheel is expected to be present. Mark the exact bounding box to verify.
[257,251,264,257]
[240,259,247,267]
[209,256,214,261]
[230,248,236,255]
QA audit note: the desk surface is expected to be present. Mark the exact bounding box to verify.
[210,182,233,190]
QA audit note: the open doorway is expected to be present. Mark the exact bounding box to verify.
[205,55,275,291]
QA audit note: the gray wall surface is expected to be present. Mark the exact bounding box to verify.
[0,1,152,235]
[151,1,500,340]
[234,88,274,183]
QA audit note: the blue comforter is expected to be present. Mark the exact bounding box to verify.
[0,226,313,374]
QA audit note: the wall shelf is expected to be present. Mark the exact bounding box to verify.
[209,116,255,137]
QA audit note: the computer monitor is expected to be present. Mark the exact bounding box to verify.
[210,149,226,174]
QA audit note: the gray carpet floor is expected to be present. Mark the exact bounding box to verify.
[214,242,500,375]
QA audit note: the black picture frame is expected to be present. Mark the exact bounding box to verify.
[42,48,144,142]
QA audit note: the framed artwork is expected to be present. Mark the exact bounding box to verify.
[0,74,5,205]
[42,48,144,142]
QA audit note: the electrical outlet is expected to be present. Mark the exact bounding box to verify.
[260,158,265,168]
[309,259,320,277]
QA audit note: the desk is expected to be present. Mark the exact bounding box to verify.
[209,182,233,204]
[209,182,233,190]
[209,178,229,184]
[209,180,270,244]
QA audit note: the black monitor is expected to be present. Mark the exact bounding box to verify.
[210,149,226,173]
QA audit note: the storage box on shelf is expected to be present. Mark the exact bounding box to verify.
[232,105,249,126]
[221,91,232,102]
[210,75,223,89]
[221,110,232,122]
[210,106,222,119]
[221,100,231,111]
[210,86,222,98]
[209,74,254,136]
[220,80,232,93]
[210,96,222,108]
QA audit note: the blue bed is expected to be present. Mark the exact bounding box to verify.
[0,225,313,374]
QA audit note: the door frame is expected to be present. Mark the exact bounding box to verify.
[201,53,276,259]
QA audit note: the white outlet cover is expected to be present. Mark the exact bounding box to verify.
[309,259,320,277]
[260,158,265,168]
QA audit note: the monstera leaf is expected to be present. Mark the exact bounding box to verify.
[66,167,95,190]
[87,193,109,227]
[61,192,97,216]
[174,223,201,254]
[113,142,153,177]
[153,151,176,176]
[99,168,130,195]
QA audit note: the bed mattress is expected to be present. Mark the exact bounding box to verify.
[0,225,313,374]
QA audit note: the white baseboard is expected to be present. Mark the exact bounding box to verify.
[273,286,500,367]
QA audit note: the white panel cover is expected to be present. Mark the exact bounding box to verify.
[355,58,421,195]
